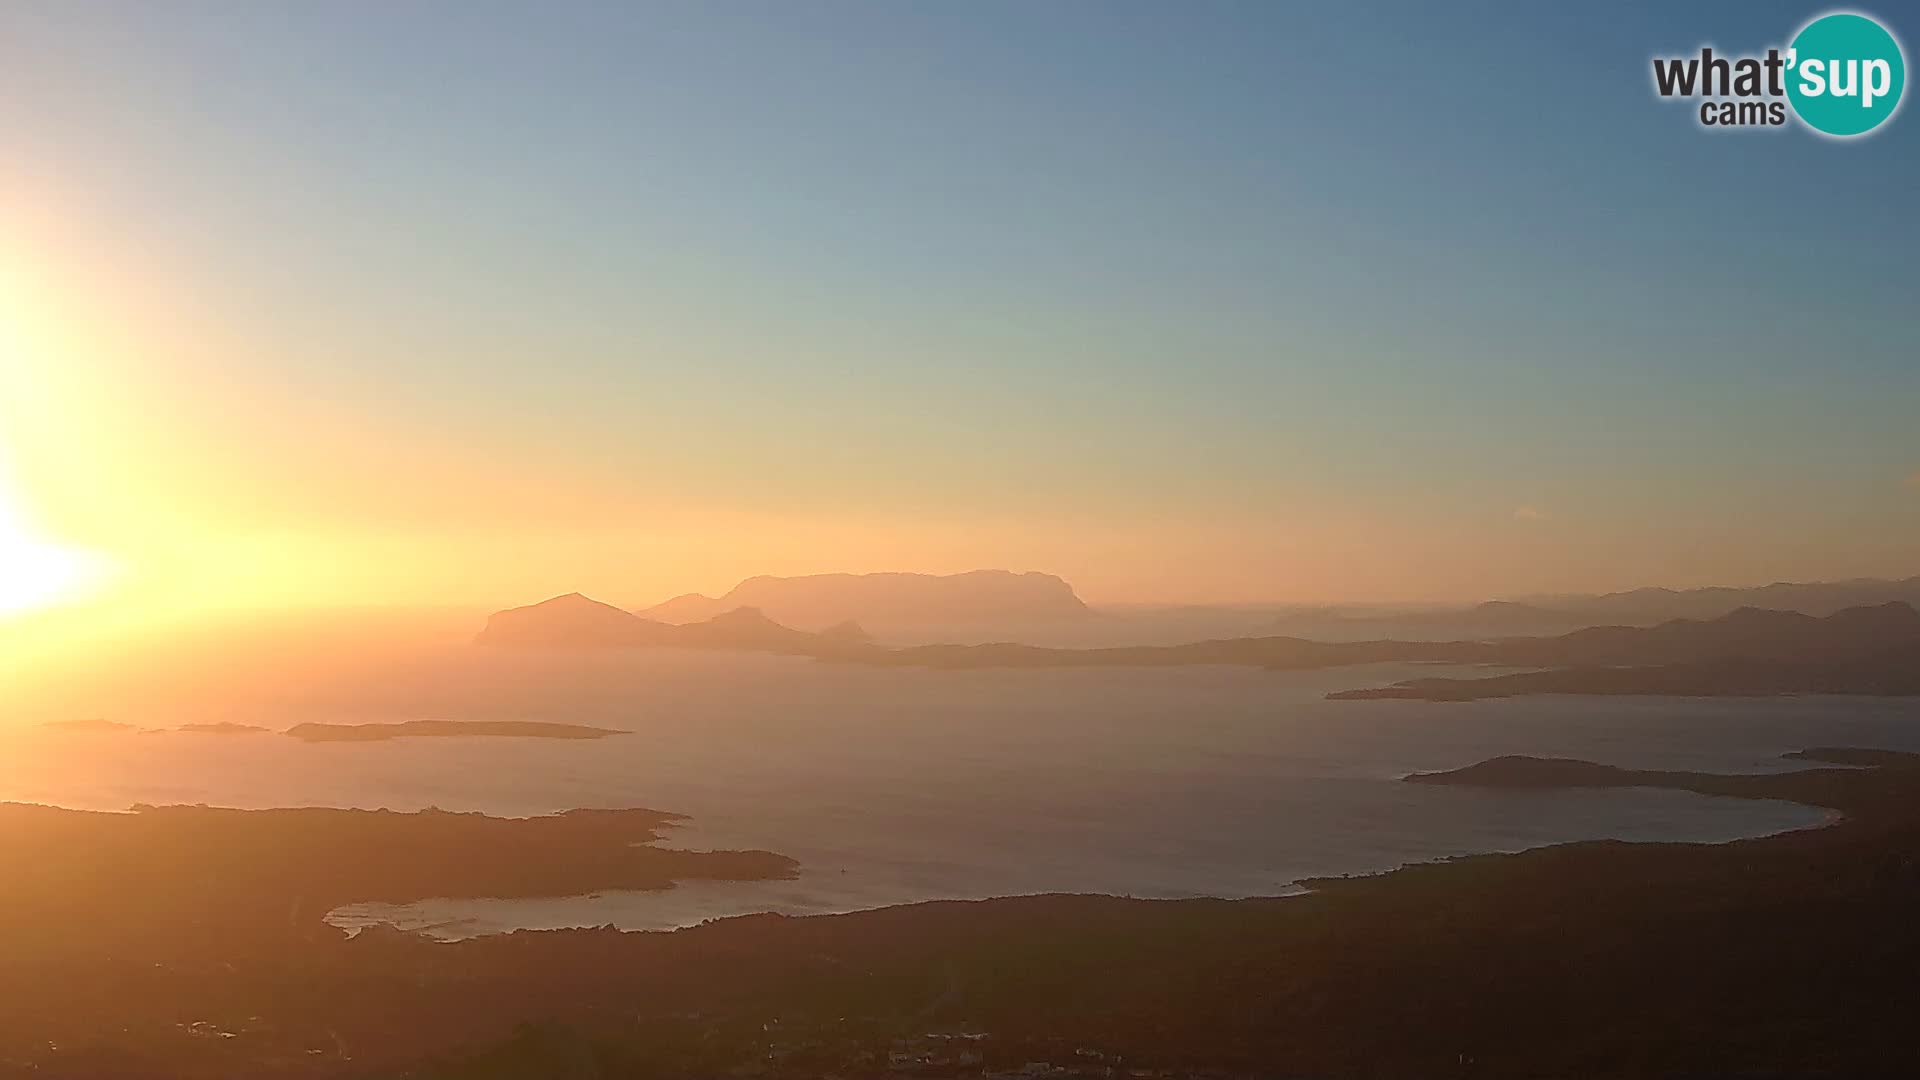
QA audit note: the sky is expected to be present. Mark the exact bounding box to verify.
[0,1,1915,616]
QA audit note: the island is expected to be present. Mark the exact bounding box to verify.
[477,594,1920,705]
[1402,748,1884,808]
[284,719,631,742]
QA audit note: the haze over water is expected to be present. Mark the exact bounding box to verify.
[9,649,1904,940]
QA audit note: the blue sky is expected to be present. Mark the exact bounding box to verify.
[0,2,1914,605]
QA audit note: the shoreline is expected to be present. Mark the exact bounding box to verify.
[5,746,1919,1076]
[328,781,1829,942]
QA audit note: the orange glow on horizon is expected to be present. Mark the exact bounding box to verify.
[0,256,115,618]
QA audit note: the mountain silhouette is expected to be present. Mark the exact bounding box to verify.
[1329,602,1920,701]
[478,593,680,647]
[1515,574,1920,624]
[479,593,1920,700]
[853,601,1920,683]
[1266,599,1585,637]
[1496,600,1920,667]
[1259,576,1920,639]
[817,619,874,645]
[476,595,869,655]
[635,570,1091,631]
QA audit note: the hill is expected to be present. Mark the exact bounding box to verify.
[1329,602,1920,701]
[1517,574,1920,624]
[476,594,870,656]
[479,594,1920,703]
[1261,599,1588,640]
[636,570,1091,632]
[477,593,681,647]
[1259,576,1920,638]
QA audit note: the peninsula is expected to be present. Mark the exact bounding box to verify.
[7,747,1920,1078]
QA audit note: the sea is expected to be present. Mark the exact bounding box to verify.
[5,648,1916,940]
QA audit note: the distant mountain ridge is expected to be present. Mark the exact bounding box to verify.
[1259,575,1920,639]
[638,570,1090,631]
[476,592,870,655]
[1515,574,1920,624]
[480,590,1920,702]
[1266,599,1586,638]
[845,600,1920,672]
[1328,601,1920,701]
[1489,600,1920,667]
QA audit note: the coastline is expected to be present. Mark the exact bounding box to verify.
[5,746,1919,1076]
[330,779,1828,941]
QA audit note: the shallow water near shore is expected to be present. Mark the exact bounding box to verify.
[5,650,1915,939]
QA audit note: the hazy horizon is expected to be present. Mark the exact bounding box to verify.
[2,0,1916,635]
[2,6,1919,1075]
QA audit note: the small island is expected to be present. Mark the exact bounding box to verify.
[1400,746,1888,814]
[284,719,630,742]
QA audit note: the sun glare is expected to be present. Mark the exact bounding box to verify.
[0,264,114,617]
[0,528,102,616]
[0,478,111,617]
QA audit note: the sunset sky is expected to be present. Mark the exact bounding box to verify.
[1,1,1916,619]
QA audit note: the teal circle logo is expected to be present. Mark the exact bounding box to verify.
[1786,12,1906,137]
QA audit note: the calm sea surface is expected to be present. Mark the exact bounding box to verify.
[5,650,1915,939]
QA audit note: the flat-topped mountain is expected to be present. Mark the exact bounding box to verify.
[639,570,1091,631]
